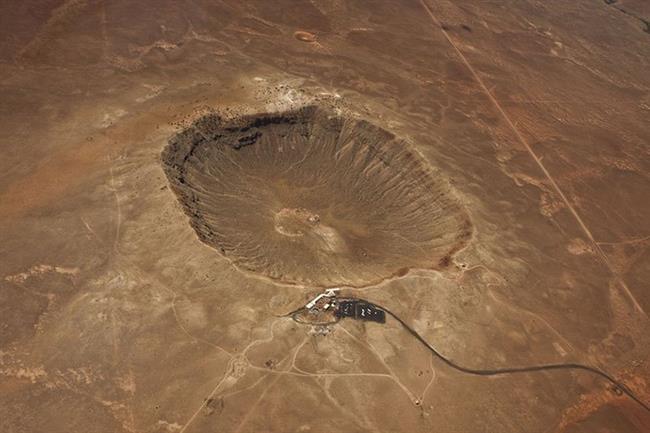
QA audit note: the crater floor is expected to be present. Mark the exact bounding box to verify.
[163,106,472,286]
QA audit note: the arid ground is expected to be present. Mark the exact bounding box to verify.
[1,1,649,432]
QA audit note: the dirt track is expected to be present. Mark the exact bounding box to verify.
[1,1,650,432]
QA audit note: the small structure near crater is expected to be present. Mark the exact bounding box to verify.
[305,288,339,309]
[294,288,386,326]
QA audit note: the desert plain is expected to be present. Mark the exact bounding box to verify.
[1,1,650,432]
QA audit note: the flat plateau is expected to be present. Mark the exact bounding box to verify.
[1,1,649,432]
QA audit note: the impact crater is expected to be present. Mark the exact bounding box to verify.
[162,106,472,286]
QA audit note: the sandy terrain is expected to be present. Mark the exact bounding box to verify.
[1,1,649,432]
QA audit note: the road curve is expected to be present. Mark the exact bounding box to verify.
[368,299,650,412]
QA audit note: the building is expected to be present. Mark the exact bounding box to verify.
[305,288,339,310]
